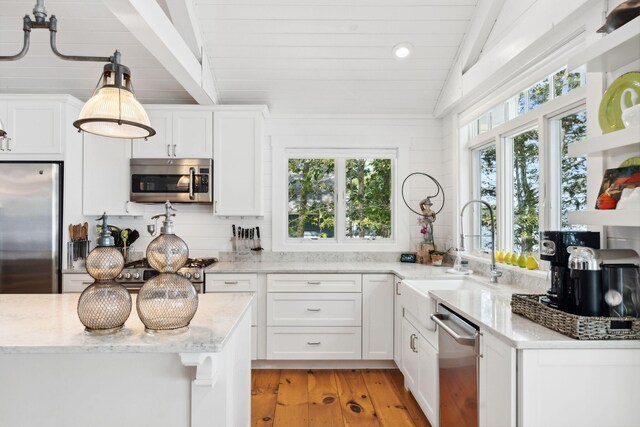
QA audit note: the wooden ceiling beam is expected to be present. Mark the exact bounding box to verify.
[104,0,218,105]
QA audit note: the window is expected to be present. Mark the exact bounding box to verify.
[465,65,589,264]
[273,144,407,252]
[508,128,540,254]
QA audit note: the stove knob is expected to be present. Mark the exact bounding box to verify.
[133,273,141,280]
[177,271,184,276]
[185,272,192,279]
[117,274,123,280]
[193,272,201,280]
[124,273,132,280]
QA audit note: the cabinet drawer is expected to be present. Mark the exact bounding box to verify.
[62,274,93,293]
[267,293,361,327]
[266,327,361,360]
[205,274,257,292]
[267,274,362,292]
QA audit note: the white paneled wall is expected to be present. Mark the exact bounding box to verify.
[78,115,444,259]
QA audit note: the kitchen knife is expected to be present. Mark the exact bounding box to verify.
[250,228,255,250]
[255,226,263,251]
[128,229,139,246]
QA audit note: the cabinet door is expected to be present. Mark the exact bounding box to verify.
[82,133,143,216]
[173,111,213,158]
[401,317,419,390]
[362,274,394,360]
[132,110,172,158]
[418,336,439,426]
[479,329,516,427]
[213,111,263,216]
[4,100,62,154]
[394,276,402,365]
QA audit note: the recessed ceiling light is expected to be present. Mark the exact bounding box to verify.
[393,42,413,59]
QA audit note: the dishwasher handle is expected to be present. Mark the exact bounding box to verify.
[431,313,477,347]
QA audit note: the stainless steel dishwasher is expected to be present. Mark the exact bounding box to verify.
[431,304,479,427]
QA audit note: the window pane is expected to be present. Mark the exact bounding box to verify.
[477,113,490,135]
[553,67,585,97]
[528,79,549,110]
[560,111,588,230]
[490,104,506,128]
[517,92,526,116]
[345,159,392,239]
[511,129,539,254]
[288,159,335,239]
[479,145,497,251]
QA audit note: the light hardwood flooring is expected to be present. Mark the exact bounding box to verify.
[251,369,432,427]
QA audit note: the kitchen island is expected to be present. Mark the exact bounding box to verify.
[0,293,253,427]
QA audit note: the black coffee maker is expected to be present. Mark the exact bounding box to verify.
[539,231,600,312]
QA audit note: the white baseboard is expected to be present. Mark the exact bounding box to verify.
[251,359,398,370]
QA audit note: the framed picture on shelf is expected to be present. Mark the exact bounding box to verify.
[595,166,640,209]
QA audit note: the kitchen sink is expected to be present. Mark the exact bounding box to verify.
[399,277,496,334]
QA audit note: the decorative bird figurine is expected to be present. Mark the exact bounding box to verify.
[597,0,640,33]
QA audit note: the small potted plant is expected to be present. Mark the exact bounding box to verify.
[429,250,446,266]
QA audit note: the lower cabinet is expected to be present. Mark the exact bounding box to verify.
[402,316,439,427]
[394,275,403,366]
[266,326,361,360]
[62,273,93,293]
[362,274,394,360]
[205,273,258,360]
[479,328,516,427]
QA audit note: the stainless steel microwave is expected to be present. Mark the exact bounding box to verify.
[130,159,212,203]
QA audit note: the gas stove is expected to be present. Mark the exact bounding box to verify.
[116,257,217,292]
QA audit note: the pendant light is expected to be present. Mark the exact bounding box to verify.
[0,0,155,139]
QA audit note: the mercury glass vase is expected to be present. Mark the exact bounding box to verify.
[136,273,198,334]
[86,246,125,280]
[77,280,132,335]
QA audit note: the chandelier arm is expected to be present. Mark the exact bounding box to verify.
[0,16,32,61]
[48,17,114,63]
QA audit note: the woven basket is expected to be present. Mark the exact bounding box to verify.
[511,294,640,340]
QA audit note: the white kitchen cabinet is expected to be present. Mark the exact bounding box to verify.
[362,274,394,360]
[479,328,516,427]
[82,133,143,216]
[205,273,258,360]
[267,273,362,292]
[62,273,93,293]
[394,275,403,365]
[132,109,212,159]
[266,326,361,360]
[402,314,439,427]
[213,109,265,216]
[0,99,62,156]
[267,292,361,327]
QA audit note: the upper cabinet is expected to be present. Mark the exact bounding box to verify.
[132,108,213,159]
[213,107,267,217]
[83,132,143,217]
[0,98,63,157]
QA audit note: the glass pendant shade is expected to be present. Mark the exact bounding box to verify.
[73,64,154,139]
[136,273,198,333]
[146,233,189,273]
[77,280,132,334]
[86,246,125,280]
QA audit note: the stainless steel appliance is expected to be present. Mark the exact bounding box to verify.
[116,257,217,293]
[568,247,640,317]
[539,231,600,311]
[431,305,479,427]
[130,158,212,203]
[0,162,61,293]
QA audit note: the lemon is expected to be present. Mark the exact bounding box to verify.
[504,252,512,265]
[526,255,539,270]
[495,251,504,263]
[517,254,526,268]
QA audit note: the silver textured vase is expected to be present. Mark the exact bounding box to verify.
[77,280,132,335]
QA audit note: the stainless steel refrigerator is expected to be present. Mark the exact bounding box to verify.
[0,162,62,293]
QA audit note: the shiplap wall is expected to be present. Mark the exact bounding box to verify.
[91,115,445,260]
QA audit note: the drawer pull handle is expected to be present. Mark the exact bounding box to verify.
[82,282,93,285]
[307,281,321,285]
[224,281,239,284]
[307,341,321,345]
[306,308,321,312]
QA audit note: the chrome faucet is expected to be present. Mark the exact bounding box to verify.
[459,200,502,283]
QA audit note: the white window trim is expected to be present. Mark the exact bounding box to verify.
[465,85,587,256]
[272,136,411,252]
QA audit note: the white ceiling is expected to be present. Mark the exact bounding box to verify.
[0,0,479,114]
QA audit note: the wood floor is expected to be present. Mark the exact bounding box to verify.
[251,369,432,427]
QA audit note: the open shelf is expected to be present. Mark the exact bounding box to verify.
[567,16,640,72]
[568,126,640,157]
[568,209,640,227]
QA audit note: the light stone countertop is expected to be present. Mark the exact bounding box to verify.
[0,293,253,354]
[205,260,453,279]
[428,289,640,350]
